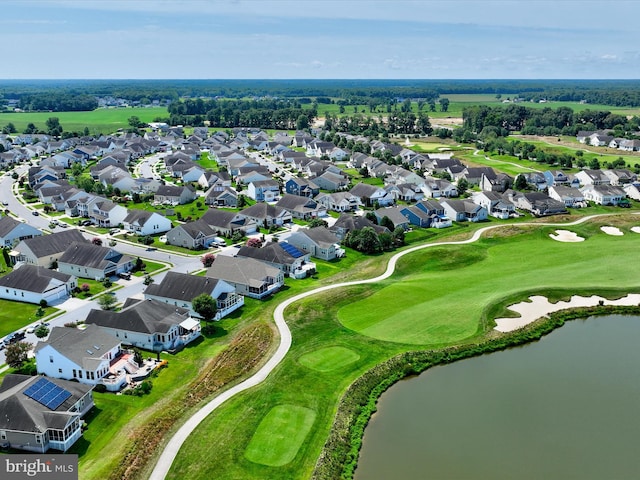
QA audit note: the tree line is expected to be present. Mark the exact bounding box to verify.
[459,104,640,139]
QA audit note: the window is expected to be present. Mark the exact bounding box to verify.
[58,368,62,374]
[72,369,77,378]
[0,431,6,440]
[49,356,53,363]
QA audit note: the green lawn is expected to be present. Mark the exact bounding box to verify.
[0,107,167,135]
[0,300,59,338]
[244,405,317,467]
[165,214,640,480]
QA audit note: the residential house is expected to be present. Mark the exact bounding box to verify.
[350,182,394,207]
[144,271,244,320]
[385,183,423,202]
[10,230,88,267]
[479,172,513,192]
[239,203,292,228]
[548,186,587,208]
[89,199,128,228]
[329,214,390,241]
[0,264,76,304]
[472,191,516,219]
[276,194,326,219]
[0,374,94,452]
[85,298,201,352]
[58,242,133,280]
[441,199,489,222]
[200,209,257,236]
[284,227,344,261]
[419,176,458,199]
[398,205,433,228]
[204,185,238,207]
[507,191,569,216]
[35,324,127,392]
[0,216,42,248]
[623,183,640,201]
[154,185,197,206]
[312,171,349,192]
[315,191,362,212]
[247,179,281,202]
[122,210,172,236]
[575,169,611,186]
[580,184,627,205]
[236,242,316,279]
[285,177,320,197]
[602,169,637,186]
[165,220,217,249]
[374,206,411,230]
[517,172,548,191]
[205,255,284,299]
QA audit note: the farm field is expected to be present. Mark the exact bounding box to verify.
[0,107,167,135]
[165,214,640,480]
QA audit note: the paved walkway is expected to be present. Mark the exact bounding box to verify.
[148,213,623,479]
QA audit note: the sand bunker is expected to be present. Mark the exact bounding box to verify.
[631,227,640,234]
[601,226,623,235]
[549,230,584,242]
[494,294,640,332]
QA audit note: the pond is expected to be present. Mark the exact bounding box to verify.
[355,315,640,480]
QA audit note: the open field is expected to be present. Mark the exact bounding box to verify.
[0,300,58,338]
[165,214,640,480]
[0,107,167,135]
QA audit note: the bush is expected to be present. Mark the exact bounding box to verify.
[94,384,107,393]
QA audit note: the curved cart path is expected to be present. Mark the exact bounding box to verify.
[149,214,612,479]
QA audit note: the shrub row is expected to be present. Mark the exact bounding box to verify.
[311,305,640,480]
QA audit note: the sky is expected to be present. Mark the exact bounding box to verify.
[3,0,640,80]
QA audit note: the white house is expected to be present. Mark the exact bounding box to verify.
[122,209,172,236]
[0,264,76,304]
[35,325,127,392]
[85,298,201,352]
[0,216,42,248]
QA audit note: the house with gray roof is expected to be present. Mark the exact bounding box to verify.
[58,242,133,280]
[548,186,587,208]
[247,179,281,202]
[205,255,284,299]
[144,271,243,320]
[200,209,257,236]
[0,264,76,305]
[204,185,238,207]
[239,203,292,228]
[122,209,172,236]
[165,220,217,250]
[315,191,362,212]
[441,199,489,222]
[374,206,411,231]
[284,227,344,261]
[579,184,627,206]
[153,184,197,206]
[85,298,200,352]
[0,216,42,248]
[237,242,315,279]
[0,374,94,452]
[276,194,326,219]
[10,229,88,267]
[35,324,127,392]
[329,214,390,241]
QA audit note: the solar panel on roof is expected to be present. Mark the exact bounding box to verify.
[280,242,304,258]
[23,377,72,411]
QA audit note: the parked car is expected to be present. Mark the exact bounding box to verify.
[31,211,39,216]
[117,272,131,280]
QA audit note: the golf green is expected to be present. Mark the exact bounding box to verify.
[298,346,360,372]
[244,405,316,467]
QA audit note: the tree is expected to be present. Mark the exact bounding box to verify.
[192,293,217,321]
[296,114,309,130]
[80,283,90,293]
[5,342,32,369]
[246,237,263,248]
[365,211,378,224]
[514,174,529,190]
[439,98,450,113]
[231,230,244,243]
[379,215,395,231]
[308,218,328,228]
[128,116,146,129]
[35,325,49,338]
[457,178,470,196]
[392,226,405,245]
[92,237,103,246]
[98,294,117,310]
[45,117,63,137]
[237,194,247,208]
[143,274,154,286]
[201,253,216,267]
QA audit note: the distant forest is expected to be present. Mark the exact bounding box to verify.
[1,79,640,111]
